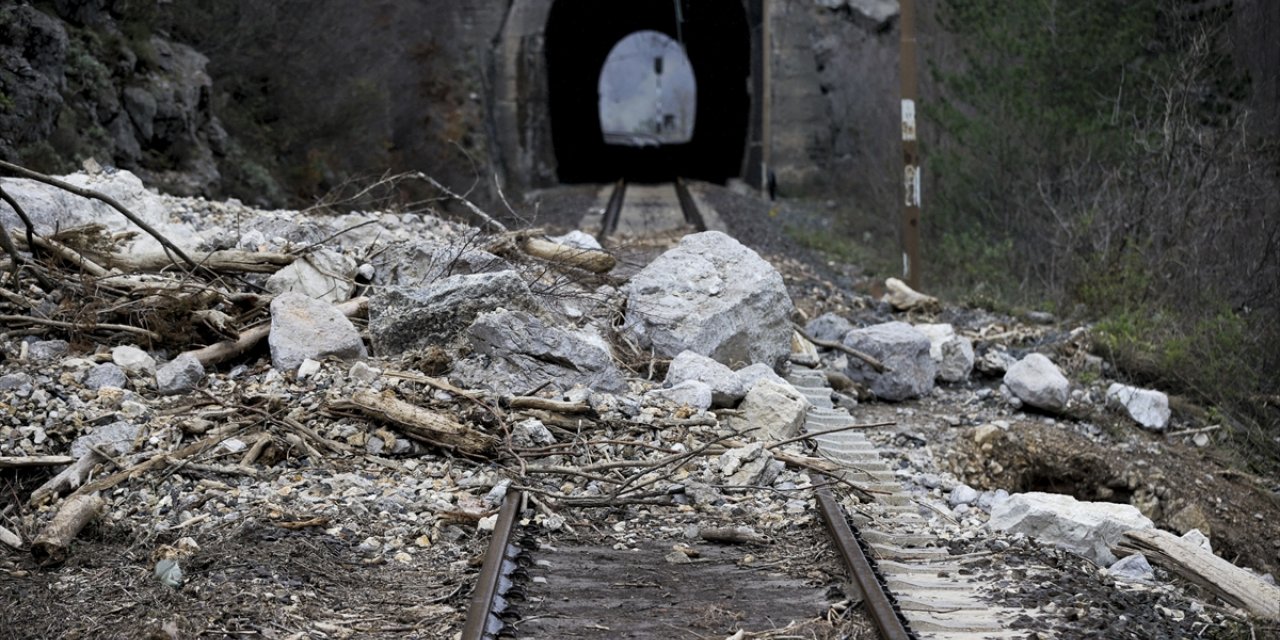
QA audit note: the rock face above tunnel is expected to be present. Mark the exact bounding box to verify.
[621,231,794,368]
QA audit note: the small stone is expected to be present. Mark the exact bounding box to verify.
[949,484,980,507]
[349,361,380,384]
[1108,553,1155,583]
[664,550,692,564]
[27,340,69,361]
[1192,433,1210,447]
[477,515,499,532]
[296,358,322,380]
[112,345,157,375]
[83,363,128,390]
[155,353,205,395]
[1106,384,1171,432]
[974,423,1001,446]
[644,380,713,411]
[664,351,746,407]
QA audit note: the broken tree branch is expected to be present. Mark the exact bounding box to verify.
[27,451,106,506]
[411,171,508,233]
[0,455,75,469]
[793,323,887,373]
[1117,528,1280,620]
[30,493,104,566]
[96,249,295,274]
[508,396,592,414]
[343,388,498,456]
[521,236,616,273]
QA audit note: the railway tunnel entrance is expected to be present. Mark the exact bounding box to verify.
[545,0,752,184]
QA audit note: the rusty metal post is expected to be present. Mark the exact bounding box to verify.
[899,0,922,289]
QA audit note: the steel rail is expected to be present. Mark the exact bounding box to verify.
[461,490,524,640]
[816,485,914,640]
[673,177,707,232]
[597,178,627,242]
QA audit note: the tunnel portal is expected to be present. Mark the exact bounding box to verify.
[546,0,752,184]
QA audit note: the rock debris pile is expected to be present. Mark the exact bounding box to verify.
[0,167,1275,636]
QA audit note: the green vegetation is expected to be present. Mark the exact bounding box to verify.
[924,0,1280,471]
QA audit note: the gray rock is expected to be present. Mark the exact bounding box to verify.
[549,230,603,251]
[734,363,787,392]
[1003,354,1070,412]
[988,492,1154,565]
[804,313,854,343]
[156,354,205,395]
[265,248,357,303]
[665,351,745,407]
[1106,384,1171,432]
[621,231,794,368]
[112,345,157,376]
[729,379,810,441]
[27,340,68,361]
[372,240,511,287]
[70,420,141,458]
[512,418,555,447]
[268,292,367,373]
[368,270,537,356]
[717,442,782,487]
[915,323,974,382]
[842,322,936,401]
[1108,553,1155,583]
[644,380,714,411]
[0,373,32,391]
[452,309,626,394]
[975,347,1017,375]
[83,363,128,390]
[949,484,980,507]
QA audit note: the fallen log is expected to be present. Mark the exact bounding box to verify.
[27,451,105,506]
[1116,528,1280,620]
[185,296,367,367]
[31,493,104,566]
[699,526,769,545]
[0,455,75,469]
[96,249,295,274]
[522,237,616,273]
[344,389,498,456]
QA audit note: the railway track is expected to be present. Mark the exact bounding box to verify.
[460,356,1033,639]
[458,179,1043,639]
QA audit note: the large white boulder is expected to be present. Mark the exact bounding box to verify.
[842,322,936,401]
[989,492,1154,565]
[1003,354,1069,412]
[1106,384,1171,432]
[621,231,794,368]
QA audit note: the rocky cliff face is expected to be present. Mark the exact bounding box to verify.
[0,4,225,197]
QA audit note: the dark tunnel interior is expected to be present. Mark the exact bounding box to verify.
[546,0,752,184]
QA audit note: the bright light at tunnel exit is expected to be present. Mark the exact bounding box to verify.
[598,30,697,147]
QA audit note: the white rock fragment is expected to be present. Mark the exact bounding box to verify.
[1106,383,1171,432]
[1108,553,1155,583]
[112,345,157,376]
[296,358,322,380]
[1003,354,1069,412]
[265,247,357,303]
[988,492,1154,565]
[644,380,713,411]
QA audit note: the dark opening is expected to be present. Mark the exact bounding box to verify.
[546,0,751,184]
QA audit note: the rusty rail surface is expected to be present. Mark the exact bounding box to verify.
[461,490,524,640]
[816,485,915,640]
